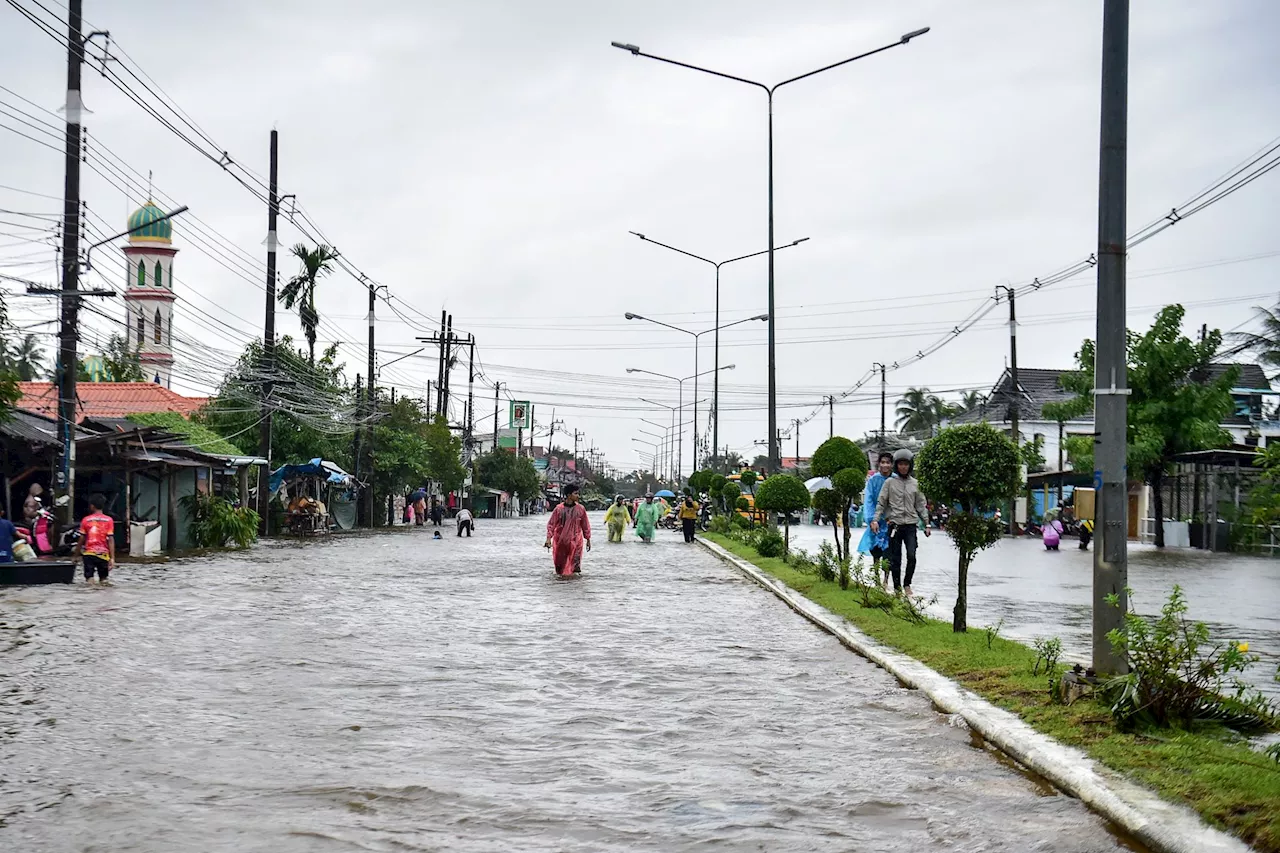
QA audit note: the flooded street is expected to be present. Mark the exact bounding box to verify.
[787,524,1280,700]
[2,517,1137,852]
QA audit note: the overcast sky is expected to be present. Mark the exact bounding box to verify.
[3,1,1278,474]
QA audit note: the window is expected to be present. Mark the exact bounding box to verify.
[137,261,146,287]
[137,312,145,343]
[154,260,163,289]
[154,309,162,344]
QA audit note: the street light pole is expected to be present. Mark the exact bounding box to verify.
[628,232,808,469]
[625,313,765,473]
[631,366,734,481]
[613,28,930,473]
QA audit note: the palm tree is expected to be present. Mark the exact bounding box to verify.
[954,390,987,417]
[1231,303,1280,378]
[896,387,946,436]
[0,333,46,381]
[278,243,338,365]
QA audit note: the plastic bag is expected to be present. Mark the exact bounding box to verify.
[12,541,36,562]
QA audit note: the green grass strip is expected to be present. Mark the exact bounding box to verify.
[703,532,1280,852]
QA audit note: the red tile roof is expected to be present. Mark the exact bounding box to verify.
[17,382,209,422]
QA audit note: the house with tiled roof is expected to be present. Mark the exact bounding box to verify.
[16,381,208,422]
[952,363,1278,472]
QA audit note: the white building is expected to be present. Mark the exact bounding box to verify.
[121,201,178,387]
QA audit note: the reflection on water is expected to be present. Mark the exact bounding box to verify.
[2,519,1139,851]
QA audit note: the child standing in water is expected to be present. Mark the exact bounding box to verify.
[544,483,592,576]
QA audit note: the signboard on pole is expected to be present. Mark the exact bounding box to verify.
[509,400,532,429]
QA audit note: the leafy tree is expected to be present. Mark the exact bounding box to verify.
[709,473,727,509]
[0,296,19,423]
[201,336,353,469]
[1019,434,1046,474]
[371,394,436,511]
[0,332,45,380]
[1248,444,1280,529]
[79,334,145,382]
[952,390,987,418]
[474,449,541,501]
[812,436,864,559]
[1059,305,1237,547]
[278,243,338,365]
[753,474,811,552]
[424,415,466,494]
[916,423,1021,632]
[1230,302,1280,378]
[750,454,769,471]
[1042,396,1093,473]
[719,481,741,514]
[704,450,746,474]
[739,469,758,495]
[688,469,713,496]
[896,387,947,436]
[811,487,845,555]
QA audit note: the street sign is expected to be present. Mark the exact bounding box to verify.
[509,400,532,429]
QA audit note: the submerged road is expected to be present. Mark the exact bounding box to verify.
[1,516,1139,851]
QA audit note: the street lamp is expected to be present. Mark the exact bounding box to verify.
[629,231,808,463]
[630,365,734,479]
[613,27,930,472]
[624,311,765,468]
[640,418,672,479]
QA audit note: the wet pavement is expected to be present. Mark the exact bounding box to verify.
[1,516,1142,852]
[787,523,1280,700]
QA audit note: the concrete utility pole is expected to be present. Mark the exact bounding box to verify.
[791,418,801,463]
[998,285,1020,535]
[435,311,446,416]
[259,129,279,533]
[365,280,377,529]
[1093,0,1130,675]
[491,381,503,454]
[827,395,834,440]
[353,373,363,490]
[873,363,888,449]
[54,0,87,524]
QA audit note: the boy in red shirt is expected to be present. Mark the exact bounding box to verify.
[76,493,116,585]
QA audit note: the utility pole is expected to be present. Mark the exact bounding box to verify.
[465,335,475,507]
[258,130,279,534]
[573,429,584,481]
[998,285,1019,536]
[54,0,87,524]
[791,418,800,463]
[435,311,446,416]
[492,381,502,453]
[442,313,454,417]
[873,363,887,449]
[353,373,363,492]
[827,395,834,440]
[365,280,377,529]
[1093,0,1130,676]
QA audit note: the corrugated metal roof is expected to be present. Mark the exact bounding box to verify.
[0,409,94,446]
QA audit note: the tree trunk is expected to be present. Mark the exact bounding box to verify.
[1152,468,1165,548]
[783,518,790,552]
[841,498,853,564]
[832,522,842,562]
[952,553,970,633]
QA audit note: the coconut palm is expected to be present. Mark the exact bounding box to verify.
[1230,303,1280,378]
[896,387,947,436]
[0,333,46,381]
[954,390,987,417]
[278,243,338,365]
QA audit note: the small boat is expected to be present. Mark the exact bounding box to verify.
[0,560,76,585]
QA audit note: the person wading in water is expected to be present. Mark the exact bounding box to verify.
[604,495,631,543]
[544,483,592,576]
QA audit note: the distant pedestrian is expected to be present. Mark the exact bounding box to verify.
[871,449,931,596]
[411,488,427,527]
[678,496,699,543]
[604,495,631,543]
[634,494,661,543]
[544,483,591,576]
[75,493,116,585]
[22,482,43,525]
[1078,518,1094,550]
[430,502,444,527]
[456,507,474,537]
[857,452,894,588]
[1043,512,1063,550]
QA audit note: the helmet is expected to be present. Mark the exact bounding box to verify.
[893,449,914,463]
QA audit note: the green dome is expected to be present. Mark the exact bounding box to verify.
[127,201,172,243]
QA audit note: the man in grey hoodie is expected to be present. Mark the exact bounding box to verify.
[871,449,931,595]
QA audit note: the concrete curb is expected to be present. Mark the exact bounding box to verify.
[697,536,1251,853]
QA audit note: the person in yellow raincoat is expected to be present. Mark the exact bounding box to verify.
[604,495,632,543]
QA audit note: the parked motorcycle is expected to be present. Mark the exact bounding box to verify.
[16,507,80,557]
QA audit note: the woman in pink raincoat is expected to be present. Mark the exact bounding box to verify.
[544,483,592,576]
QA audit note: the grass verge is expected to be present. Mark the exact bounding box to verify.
[703,532,1280,852]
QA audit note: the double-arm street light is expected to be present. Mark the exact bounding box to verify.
[625,312,766,469]
[628,231,808,465]
[639,418,672,480]
[630,365,733,479]
[613,27,930,472]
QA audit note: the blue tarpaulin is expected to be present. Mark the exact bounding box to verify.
[270,458,353,494]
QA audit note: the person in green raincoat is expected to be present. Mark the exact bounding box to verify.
[634,493,662,543]
[603,495,632,543]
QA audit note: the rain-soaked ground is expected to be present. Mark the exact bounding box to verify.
[0,516,1144,852]
[788,523,1280,700]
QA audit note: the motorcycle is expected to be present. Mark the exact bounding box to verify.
[16,507,80,557]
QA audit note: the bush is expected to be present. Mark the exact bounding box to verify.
[811,436,862,478]
[720,481,741,514]
[731,512,753,530]
[815,541,840,582]
[179,493,260,549]
[1105,586,1277,732]
[786,548,817,574]
[708,515,731,535]
[735,496,750,511]
[754,474,812,551]
[755,529,785,558]
[739,470,757,493]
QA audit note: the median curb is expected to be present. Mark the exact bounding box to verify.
[696,536,1251,853]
